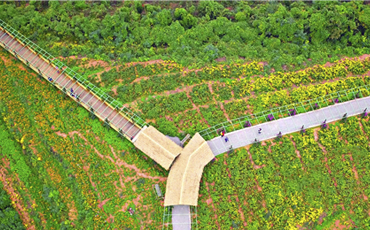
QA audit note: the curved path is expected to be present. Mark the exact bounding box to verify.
[207,96,370,156]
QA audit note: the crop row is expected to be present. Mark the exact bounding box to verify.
[137,70,370,138]
[110,61,263,103]
[102,57,370,106]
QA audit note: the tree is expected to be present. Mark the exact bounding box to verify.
[198,0,225,20]
[309,12,330,45]
[134,1,143,13]
[0,183,25,230]
[156,9,172,26]
[359,7,370,30]
[235,12,247,22]
[180,13,197,29]
[174,8,187,20]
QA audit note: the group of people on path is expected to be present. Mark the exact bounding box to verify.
[220,129,229,142]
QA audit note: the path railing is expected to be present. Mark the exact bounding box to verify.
[199,85,370,140]
[0,19,147,130]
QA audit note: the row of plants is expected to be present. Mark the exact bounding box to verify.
[138,92,193,119]
[31,51,370,140]
[123,56,369,107]
[94,60,183,90]
[141,60,370,138]
[0,59,73,229]
[113,61,263,103]
[0,49,167,229]
[197,115,370,228]
[231,57,370,98]
[190,84,213,105]
[250,75,370,114]
[201,73,370,140]
[213,84,233,101]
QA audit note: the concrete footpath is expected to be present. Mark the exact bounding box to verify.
[207,96,370,156]
[172,205,191,230]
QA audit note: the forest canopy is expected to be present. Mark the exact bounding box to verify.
[1,1,370,70]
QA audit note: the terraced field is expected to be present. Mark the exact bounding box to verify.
[65,54,370,140]
[3,1,370,229]
[2,43,370,229]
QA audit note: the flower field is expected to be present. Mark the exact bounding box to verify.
[0,49,167,229]
[75,54,370,139]
[3,1,370,229]
[198,115,370,229]
[2,43,370,229]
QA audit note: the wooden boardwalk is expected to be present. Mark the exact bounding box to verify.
[0,26,141,140]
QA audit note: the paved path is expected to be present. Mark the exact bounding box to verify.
[172,205,191,230]
[207,96,370,156]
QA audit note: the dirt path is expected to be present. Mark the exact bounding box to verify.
[1,55,28,71]
[205,182,221,229]
[54,129,166,227]
[185,90,210,127]
[210,82,231,121]
[119,194,142,213]
[313,128,338,187]
[245,145,266,170]
[288,136,306,171]
[233,195,248,227]
[46,167,78,222]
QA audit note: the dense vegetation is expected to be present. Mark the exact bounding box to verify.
[2,1,370,70]
[0,182,25,230]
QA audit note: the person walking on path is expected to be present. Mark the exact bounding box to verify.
[56,66,59,74]
[258,128,262,134]
[225,137,229,142]
[221,130,225,137]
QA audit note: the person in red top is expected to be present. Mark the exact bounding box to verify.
[221,130,225,137]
